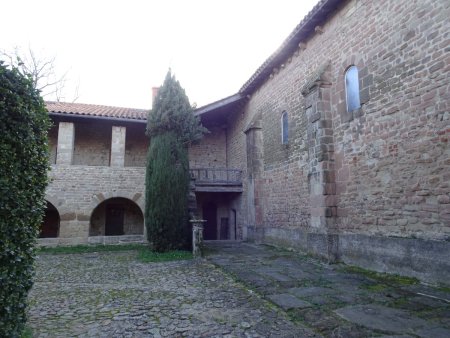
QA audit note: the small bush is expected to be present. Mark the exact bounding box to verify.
[0,62,49,337]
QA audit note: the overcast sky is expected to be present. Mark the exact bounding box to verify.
[1,0,318,109]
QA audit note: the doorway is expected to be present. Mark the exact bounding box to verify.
[105,204,124,236]
[203,202,217,240]
[40,201,60,238]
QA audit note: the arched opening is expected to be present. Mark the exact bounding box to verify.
[90,198,144,236]
[40,201,60,238]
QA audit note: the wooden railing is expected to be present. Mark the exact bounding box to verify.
[190,168,242,185]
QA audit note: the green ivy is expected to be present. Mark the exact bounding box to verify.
[0,61,50,337]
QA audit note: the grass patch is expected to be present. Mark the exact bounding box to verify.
[136,248,192,263]
[343,265,419,286]
[37,244,193,263]
[21,326,33,338]
[437,285,450,293]
[37,243,146,254]
[361,283,389,292]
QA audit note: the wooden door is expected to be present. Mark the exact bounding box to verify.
[203,202,217,240]
[105,204,124,236]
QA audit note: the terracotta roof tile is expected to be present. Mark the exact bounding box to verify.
[45,101,149,121]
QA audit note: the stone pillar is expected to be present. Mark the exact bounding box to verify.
[190,219,206,258]
[111,126,126,167]
[56,122,75,165]
[188,178,198,218]
[244,114,264,242]
[302,63,339,262]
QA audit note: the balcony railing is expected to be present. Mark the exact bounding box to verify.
[190,168,242,186]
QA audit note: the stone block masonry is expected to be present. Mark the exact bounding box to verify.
[45,165,145,244]
[56,122,74,165]
[229,0,450,283]
[110,126,126,167]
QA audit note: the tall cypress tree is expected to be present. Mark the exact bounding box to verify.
[145,70,207,251]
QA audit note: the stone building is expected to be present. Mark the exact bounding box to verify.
[42,102,149,245]
[40,0,449,283]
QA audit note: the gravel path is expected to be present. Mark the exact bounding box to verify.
[27,250,317,337]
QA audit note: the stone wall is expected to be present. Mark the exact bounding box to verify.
[73,120,111,166]
[189,126,227,168]
[328,0,449,241]
[227,0,449,282]
[125,123,148,167]
[44,165,145,244]
[48,123,58,165]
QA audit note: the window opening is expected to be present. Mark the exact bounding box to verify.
[281,111,289,144]
[345,65,361,112]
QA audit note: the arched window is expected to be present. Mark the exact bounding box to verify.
[281,111,288,144]
[345,65,361,112]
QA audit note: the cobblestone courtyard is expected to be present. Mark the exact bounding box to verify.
[28,243,450,337]
[28,247,315,337]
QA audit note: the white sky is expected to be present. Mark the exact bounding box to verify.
[1,0,318,109]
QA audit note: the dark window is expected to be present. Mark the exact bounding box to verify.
[345,66,361,112]
[281,111,288,144]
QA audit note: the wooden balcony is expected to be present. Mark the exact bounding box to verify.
[190,168,243,192]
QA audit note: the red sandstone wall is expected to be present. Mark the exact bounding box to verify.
[229,0,449,240]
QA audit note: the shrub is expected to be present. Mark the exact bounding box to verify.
[0,62,49,337]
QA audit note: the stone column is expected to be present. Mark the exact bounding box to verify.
[302,63,339,262]
[190,219,206,258]
[56,122,75,165]
[244,114,264,242]
[111,126,126,167]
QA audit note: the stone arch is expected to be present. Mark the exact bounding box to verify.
[89,197,144,236]
[40,200,60,238]
[90,191,144,216]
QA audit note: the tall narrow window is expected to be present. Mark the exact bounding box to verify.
[345,65,361,112]
[281,111,288,144]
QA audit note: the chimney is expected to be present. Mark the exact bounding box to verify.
[152,87,159,109]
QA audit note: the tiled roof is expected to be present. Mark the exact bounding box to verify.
[45,101,149,121]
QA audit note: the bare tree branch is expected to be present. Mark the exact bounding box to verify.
[0,47,79,102]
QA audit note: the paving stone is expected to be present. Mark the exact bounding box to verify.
[255,267,293,282]
[335,304,431,334]
[267,293,313,310]
[30,242,449,337]
[287,286,334,298]
[205,242,450,337]
[415,326,450,338]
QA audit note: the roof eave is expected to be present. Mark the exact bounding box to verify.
[48,112,148,124]
[194,93,245,116]
[239,0,342,95]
